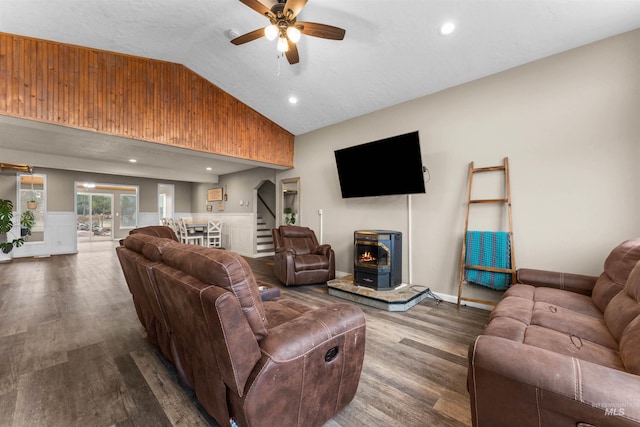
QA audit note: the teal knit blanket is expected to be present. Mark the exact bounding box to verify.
[464,231,512,290]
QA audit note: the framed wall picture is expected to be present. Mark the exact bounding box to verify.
[207,188,223,202]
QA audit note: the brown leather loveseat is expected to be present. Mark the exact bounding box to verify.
[272,225,336,286]
[116,226,366,427]
[468,238,640,426]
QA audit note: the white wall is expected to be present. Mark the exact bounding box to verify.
[278,29,640,303]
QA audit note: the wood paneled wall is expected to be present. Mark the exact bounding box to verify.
[0,32,294,168]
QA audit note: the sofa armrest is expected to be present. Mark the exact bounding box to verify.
[273,248,295,285]
[260,302,365,360]
[516,268,598,296]
[469,335,640,426]
[314,244,332,256]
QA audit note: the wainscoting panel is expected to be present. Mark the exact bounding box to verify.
[12,211,77,258]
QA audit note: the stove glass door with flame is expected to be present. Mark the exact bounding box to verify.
[355,241,391,270]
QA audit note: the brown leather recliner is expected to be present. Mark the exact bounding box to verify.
[272,225,336,286]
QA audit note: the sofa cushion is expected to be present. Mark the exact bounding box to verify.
[523,325,625,371]
[531,287,602,318]
[495,284,602,323]
[293,254,330,272]
[124,233,179,261]
[262,298,310,328]
[592,237,640,312]
[489,292,534,325]
[279,225,317,255]
[279,225,313,239]
[124,232,150,253]
[161,244,269,340]
[620,315,640,375]
[604,261,640,343]
[486,283,622,368]
[129,225,179,241]
[531,302,616,349]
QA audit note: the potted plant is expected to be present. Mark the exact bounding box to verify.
[0,199,26,254]
[284,208,296,225]
[20,209,35,237]
[26,191,37,209]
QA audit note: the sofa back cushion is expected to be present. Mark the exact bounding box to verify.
[277,225,319,255]
[124,233,179,261]
[592,238,640,312]
[604,261,640,342]
[620,314,640,375]
[161,244,268,340]
[129,225,179,241]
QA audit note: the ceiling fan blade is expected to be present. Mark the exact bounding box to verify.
[283,0,308,19]
[231,28,265,45]
[297,22,345,40]
[239,0,277,18]
[285,40,299,64]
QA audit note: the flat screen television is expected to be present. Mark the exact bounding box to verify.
[334,131,426,198]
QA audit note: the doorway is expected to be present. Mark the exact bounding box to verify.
[158,184,175,224]
[279,177,300,226]
[76,192,114,242]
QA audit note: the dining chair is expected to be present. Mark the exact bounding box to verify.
[206,220,222,248]
[177,218,204,246]
[167,218,180,234]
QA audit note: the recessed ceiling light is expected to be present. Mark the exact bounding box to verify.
[439,21,455,36]
[227,29,239,40]
[288,96,298,104]
[129,159,137,163]
[206,167,212,171]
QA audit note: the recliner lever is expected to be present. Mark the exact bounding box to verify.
[325,346,339,362]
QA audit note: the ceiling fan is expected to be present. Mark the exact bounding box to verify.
[231,0,346,64]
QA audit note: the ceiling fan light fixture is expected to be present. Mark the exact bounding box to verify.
[277,36,289,52]
[286,26,301,43]
[439,21,456,35]
[265,24,279,40]
[233,0,346,65]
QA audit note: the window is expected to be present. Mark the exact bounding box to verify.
[19,173,45,242]
[120,194,137,229]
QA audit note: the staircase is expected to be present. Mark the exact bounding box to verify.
[256,216,274,256]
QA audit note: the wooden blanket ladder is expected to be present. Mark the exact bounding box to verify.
[457,157,516,308]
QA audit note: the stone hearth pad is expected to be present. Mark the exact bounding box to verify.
[327,275,430,311]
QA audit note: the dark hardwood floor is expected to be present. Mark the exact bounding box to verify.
[0,241,490,427]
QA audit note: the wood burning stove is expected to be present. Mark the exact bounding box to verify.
[353,230,402,291]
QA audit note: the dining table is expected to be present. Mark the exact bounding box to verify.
[185,222,207,246]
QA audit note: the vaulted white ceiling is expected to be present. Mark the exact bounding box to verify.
[1,0,639,182]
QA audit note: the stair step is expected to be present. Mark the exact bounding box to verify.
[256,216,274,254]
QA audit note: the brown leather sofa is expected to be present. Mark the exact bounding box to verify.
[468,238,640,426]
[272,225,336,286]
[116,226,366,427]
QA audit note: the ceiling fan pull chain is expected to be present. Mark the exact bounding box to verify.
[277,53,282,77]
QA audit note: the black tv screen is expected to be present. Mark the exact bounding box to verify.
[334,131,426,198]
